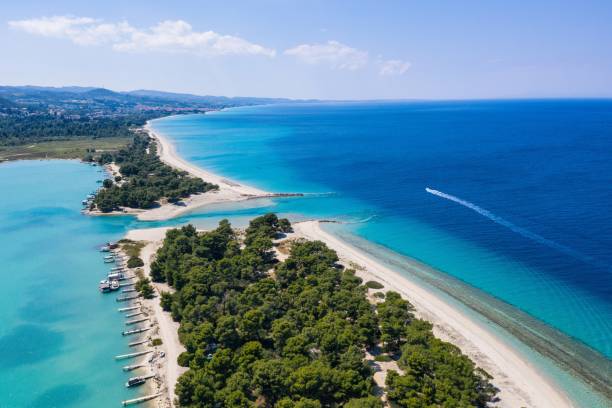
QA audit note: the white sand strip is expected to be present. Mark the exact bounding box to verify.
[134,121,274,221]
[130,229,187,407]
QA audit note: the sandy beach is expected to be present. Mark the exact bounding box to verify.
[139,122,293,221]
[124,227,187,408]
[292,220,574,408]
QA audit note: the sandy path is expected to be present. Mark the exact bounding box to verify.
[128,229,187,407]
[292,220,573,408]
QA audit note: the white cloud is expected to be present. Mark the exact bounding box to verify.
[378,59,411,76]
[284,40,368,70]
[8,16,275,57]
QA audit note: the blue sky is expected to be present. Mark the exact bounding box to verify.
[2,0,612,99]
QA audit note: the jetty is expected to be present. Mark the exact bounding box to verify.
[126,317,149,325]
[115,350,152,360]
[128,339,149,347]
[122,327,150,336]
[118,305,140,312]
[121,393,162,406]
[125,311,144,318]
[116,295,140,302]
[122,363,146,372]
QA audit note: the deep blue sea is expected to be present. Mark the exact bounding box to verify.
[152,100,612,406]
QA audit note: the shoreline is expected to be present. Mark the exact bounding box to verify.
[122,227,186,408]
[138,120,301,221]
[84,117,303,221]
[125,220,576,408]
[292,220,574,408]
[117,117,597,406]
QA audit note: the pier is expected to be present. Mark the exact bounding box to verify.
[117,294,140,302]
[118,305,140,312]
[125,311,144,318]
[115,350,152,360]
[126,317,149,325]
[128,339,149,347]
[122,327,151,336]
[121,393,162,406]
[122,363,145,372]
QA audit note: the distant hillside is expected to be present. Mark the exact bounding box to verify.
[0,85,302,110]
[126,89,296,105]
[0,85,308,159]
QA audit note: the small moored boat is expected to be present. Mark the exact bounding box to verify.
[99,280,110,293]
[125,376,146,388]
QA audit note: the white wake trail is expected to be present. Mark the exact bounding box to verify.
[425,187,592,263]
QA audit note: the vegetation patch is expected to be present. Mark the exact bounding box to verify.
[119,240,146,258]
[365,280,384,289]
[373,354,392,362]
[135,276,155,299]
[127,256,144,269]
[151,338,163,346]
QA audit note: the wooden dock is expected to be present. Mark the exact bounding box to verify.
[126,317,149,325]
[122,363,145,371]
[122,327,151,336]
[128,339,149,347]
[118,305,140,312]
[115,350,152,360]
[117,294,140,302]
[121,393,162,406]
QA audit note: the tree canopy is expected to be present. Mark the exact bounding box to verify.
[151,214,497,407]
[92,133,217,211]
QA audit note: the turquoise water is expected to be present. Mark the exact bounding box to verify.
[151,101,612,406]
[0,161,278,407]
[0,160,148,407]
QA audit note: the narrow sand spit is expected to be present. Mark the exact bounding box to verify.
[291,220,574,408]
[138,122,273,221]
[125,228,187,407]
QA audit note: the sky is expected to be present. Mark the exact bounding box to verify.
[1,0,612,100]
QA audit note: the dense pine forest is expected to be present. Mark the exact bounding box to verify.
[151,214,497,407]
[92,133,217,211]
[0,113,154,146]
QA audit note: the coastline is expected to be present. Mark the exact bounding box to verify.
[292,220,573,408]
[122,227,186,408]
[140,120,301,221]
[122,116,581,407]
[123,220,575,408]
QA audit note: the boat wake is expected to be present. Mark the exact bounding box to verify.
[425,187,594,264]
